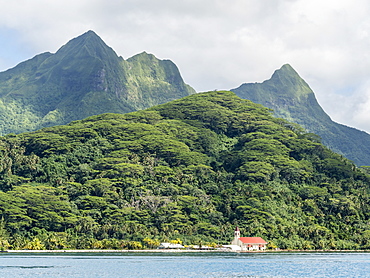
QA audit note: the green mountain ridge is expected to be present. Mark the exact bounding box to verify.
[3,31,369,168]
[0,30,195,135]
[0,91,369,250]
[231,64,370,166]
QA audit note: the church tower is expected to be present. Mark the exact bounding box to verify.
[231,226,240,245]
[234,226,240,239]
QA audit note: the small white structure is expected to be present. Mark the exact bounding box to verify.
[230,227,267,251]
[221,244,242,251]
[158,242,185,249]
[190,245,214,250]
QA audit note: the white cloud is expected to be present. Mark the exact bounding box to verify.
[1,0,370,132]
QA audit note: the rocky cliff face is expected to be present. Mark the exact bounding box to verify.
[0,31,195,135]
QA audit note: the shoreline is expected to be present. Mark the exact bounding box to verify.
[5,249,230,253]
[3,249,370,253]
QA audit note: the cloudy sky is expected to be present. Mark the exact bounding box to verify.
[1,0,370,132]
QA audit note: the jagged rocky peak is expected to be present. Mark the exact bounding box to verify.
[54,30,119,60]
[271,64,300,77]
[267,64,313,96]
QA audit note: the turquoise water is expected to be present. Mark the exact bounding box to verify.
[0,252,369,277]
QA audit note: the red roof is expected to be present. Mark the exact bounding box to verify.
[238,237,267,244]
[235,226,240,232]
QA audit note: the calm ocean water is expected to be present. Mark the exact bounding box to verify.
[0,252,368,278]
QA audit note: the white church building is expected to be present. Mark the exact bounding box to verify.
[229,227,267,251]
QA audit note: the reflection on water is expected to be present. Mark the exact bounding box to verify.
[0,252,368,277]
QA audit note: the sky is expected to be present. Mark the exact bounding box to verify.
[1,0,370,132]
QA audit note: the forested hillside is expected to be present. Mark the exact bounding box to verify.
[0,91,369,250]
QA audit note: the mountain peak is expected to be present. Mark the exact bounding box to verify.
[233,64,313,102]
[268,64,309,92]
[279,63,295,71]
[231,65,370,166]
[0,30,195,135]
[72,30,105,46]
[277,64,301,78]
[82,30,99,37]
[55,30,119,60]
[231,63,331,136]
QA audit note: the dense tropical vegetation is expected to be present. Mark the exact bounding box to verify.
[0,91,369,250]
